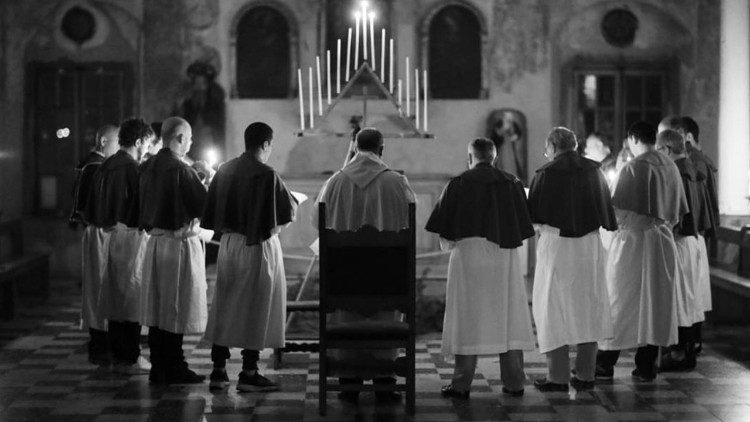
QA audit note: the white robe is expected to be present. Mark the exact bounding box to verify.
[599,210,680,350]
[204,232,286,350]
[139,219,212,334]
[442,237,536,356]
[81,226,110,331]
[674,234,704,326]
[103,225,145,322]
[532,225,613,354]
[696,234,712,314]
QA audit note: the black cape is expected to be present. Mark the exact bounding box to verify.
[425,163,534,248]
[70,151,105,225]
[527,151,617,237]
[87,150,140,229]
[201,153,297,246]
[674,157,712,237]
[138,148,207,231]
[688,148,719,234]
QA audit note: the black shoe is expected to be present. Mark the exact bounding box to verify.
[534,378,569,392]
[149,367,167,385]
[631,368,655,382]
[570,376,595,390]
[595,365,614,380]
[237,372,279,392]
[166,366,205,384]
[502,387,524,397]
[441,384,470,399]
[376,391,402,403]
[659,353,696,372]
[338,390,359,404]
[209,368,230,390]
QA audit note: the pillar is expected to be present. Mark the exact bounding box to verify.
[719,0,750,215]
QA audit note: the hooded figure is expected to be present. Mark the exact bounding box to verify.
[426,137,536,399]
[527,127,617,392]
[312,128,416,404]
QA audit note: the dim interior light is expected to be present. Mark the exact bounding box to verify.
[56,128,70,139]
[205,148,219,168]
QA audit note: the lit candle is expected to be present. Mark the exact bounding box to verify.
[326,50,331,105]
[389,38,394,92]
[398,79,402,113]
[423,69,428,133]
[298,68,304,130]
[345,28,352,81]
[415,68,420,130]
[361,2,368,60]
[369,12,375,70]
[380,28,385,81]
[308,67,314,128]
[405,56,410,116]
[354,13,360,70]
[336,39,341,93]
[316,56,323,116]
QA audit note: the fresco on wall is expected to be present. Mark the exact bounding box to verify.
[175,61,226,162]
[487,109,527,184]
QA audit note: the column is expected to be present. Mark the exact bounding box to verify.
[719,0,750,215]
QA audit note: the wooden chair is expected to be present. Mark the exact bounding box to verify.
[317,203,416,416]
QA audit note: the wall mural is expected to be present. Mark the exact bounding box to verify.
[487,109,527,184]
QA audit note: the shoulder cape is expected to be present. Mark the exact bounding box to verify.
[87,151,140,228]
[138,148,207,231]
[70,152,105,224]
[688,148,719,233]
[425,163,534,248]
[527,151,617,237]
[611,150,688,224]
[202,153,297,245]
[674,157,712,236]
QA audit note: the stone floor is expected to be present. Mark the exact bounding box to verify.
[1,280,750,421]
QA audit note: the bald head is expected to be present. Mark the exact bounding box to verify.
[97,124,120,157]
[468,138,497,165]
[355,127,384,156]
[162,117,193,157]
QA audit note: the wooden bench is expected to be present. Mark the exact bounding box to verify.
[0,220,50,320]
[708,225,750,323]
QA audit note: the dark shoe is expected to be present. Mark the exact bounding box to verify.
[534,378,569,392]
[148,367,167,385]
[337,391,359,404]
[595,365,614,380]
[376,391,402,403]
[502,387,524,397]
[659,353,696,372]
[166,366,205,384]
[89,352,112,367]
[237,372,279,392]
[441,384,469,399]
[209,368,230,390]
[570,376,595,390]
[631,368,655,382]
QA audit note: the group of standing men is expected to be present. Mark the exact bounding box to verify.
[70,113,718,400]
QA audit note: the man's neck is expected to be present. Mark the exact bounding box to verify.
[121,146,138,160]
[632,144,655,157]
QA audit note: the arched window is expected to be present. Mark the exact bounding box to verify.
[427,4,482,99]
[235,5,291,98]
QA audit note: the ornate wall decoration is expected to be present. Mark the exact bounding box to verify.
[600,8,638,48]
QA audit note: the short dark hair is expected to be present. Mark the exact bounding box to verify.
[469,137,497,162]
[547,127,578,151]
[118,118,154,148]
[656,129,685,154]
[627,121,656,145]
[244,122,273,151]
[680,116,700,143]
[355,127,383,153]
[150,122,162,139]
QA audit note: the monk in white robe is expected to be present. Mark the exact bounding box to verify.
[202,122,297,392]
[88,119,154,375]
[426,138,536,399]
[138,117,213,384]
[527,127,617,392]
[596,121,688,382]
[75,124,119,366]
[313,127,416,403]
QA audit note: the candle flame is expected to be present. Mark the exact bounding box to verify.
[368,11,375,19]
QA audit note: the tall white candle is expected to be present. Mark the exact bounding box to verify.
[326,50,331,105]
[415,68,420,130]
[308,67,314,128]
[423,69,428,132]
[405,57,410,116]
[298,68,304,130]
[345,28,352,81]
[336,39,341,93]
[380,29,385,81]
[397,79,402,113]
[389,38,394,92]
[354,13,360,70]
[361,3,368,60]
[316,56,323,116]
[369,12,375,70]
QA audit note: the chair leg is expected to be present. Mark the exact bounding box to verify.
[319,351,327,416]
[407,344,416,415]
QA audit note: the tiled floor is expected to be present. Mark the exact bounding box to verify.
[2,280,750,421]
